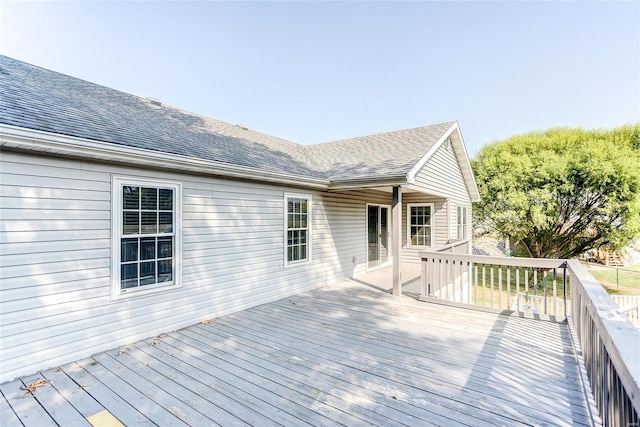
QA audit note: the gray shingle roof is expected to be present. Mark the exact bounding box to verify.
[308,123,455,181]
[0,55,456,184]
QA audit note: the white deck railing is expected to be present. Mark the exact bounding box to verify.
[435,238,472,254]
[568,260,640,426]
[610,295,640,326]
[419,251,640,426]
[419,251,569,319]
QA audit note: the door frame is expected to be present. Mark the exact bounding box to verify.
[366,203,392,271]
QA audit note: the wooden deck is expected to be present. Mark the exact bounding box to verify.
[1,279,593,426]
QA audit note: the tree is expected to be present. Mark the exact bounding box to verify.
[472,124,640,259]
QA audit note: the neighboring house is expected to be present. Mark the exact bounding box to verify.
[0,56,479,383]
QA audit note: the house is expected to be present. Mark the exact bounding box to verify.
[0,55,479,383]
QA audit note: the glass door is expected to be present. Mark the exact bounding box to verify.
[367,205,390,269]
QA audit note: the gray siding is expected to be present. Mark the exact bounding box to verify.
[0,152,360,382]
[0,141,474,381]
[401,194,448,265]
[402,142,473,264]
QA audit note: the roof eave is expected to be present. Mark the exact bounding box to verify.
[0,124,330,190]
[328,176,408,191]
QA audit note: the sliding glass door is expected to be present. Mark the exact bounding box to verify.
[367,205,390,269]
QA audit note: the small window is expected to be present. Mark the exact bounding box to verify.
[285,193,311,266]
[457,206,468,239]
[407,203,434,247]
[112,177,181,299]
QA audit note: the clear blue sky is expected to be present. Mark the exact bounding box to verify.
[1,1,638,156]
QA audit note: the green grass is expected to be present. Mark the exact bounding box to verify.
[584,263,640,295]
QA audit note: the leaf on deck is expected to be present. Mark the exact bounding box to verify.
[21,378,49,394]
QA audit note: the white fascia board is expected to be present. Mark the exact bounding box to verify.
[328,176,408,191]
[406,123,458,183]
[405,121,480,202]
[452,122,481,202]
[0,124,329,189]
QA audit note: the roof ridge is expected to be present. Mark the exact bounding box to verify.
[309,121,457,148]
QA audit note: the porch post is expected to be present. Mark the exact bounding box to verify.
[392,186,402,296]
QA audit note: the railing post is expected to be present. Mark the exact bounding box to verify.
[562,262,567,320]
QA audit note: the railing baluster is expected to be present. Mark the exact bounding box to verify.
[482,264,486,306]
[552,268,557,317]
[490,266,494,308]
[474,264,478,305]
[563,263,567,319]
[516,267,520,311]
[498,267,503,308]
[543,269,548,315]
[533,268,540,312]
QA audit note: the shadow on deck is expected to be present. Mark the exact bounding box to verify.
[1,279,593,426]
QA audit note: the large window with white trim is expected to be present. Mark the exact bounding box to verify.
[457,205,468,239]
[407,203,434,247]
[285,194,311,265]
[112,177,181,298]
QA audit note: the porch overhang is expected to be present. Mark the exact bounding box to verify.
[327,176,408,192]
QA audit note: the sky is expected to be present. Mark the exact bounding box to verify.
[1,1,638,156]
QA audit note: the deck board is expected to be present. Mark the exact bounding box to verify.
[0,378,57,427]
[1,279,593,426]
[21,372,91,426]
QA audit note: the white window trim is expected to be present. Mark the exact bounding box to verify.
[406,203,435,248]
[457,205,468,240]
[284,192,312,267]
[111,176,182,300]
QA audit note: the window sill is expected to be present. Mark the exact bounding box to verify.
[112,282,182,301]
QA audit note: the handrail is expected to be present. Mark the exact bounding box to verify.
[568,260,640,425]
[435,238,471,253]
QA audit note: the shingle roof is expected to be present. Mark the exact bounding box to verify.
[0,55,456,184]
[0,56,320,178]
[308,122,455,181]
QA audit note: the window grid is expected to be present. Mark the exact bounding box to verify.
[286,196,310,264]
[120,186,175,292]
[409,205,432,247]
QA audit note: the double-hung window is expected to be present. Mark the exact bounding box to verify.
[407,203,434,247]
[457,205,468,239]
[285,194,311,266]
[112,177,181,299]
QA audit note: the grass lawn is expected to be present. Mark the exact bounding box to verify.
[584,263,640,295]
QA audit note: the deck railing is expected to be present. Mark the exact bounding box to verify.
[435,238,471,254]
[610,295,640,326]
[419,251,569,319]
[419,251,640,426]
[568,260,640,427]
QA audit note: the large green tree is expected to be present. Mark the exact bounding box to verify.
[472,124,640,259]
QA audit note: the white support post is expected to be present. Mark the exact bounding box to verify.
[392,186,402,296]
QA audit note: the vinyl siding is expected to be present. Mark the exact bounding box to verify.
[0,142,474,381]
[0,152,369,382]
[402,141,473,263]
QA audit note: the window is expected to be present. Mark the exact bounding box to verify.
[457,205,468,239]
[407,203,434,247]
[285,193,311,265]
[112,177,181,299]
